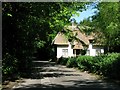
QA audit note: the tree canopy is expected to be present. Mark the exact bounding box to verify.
[3,2,120,82]
[2,2,86,80]
[92,2,120,52]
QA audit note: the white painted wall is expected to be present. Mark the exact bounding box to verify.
[68,42,73,57]
[86,43,104,56]
[57,43,104,58]
[57,46,68,58]
[57,42,73,58]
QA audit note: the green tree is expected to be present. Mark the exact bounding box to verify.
[2,2,86,80]
[92,2,120,52]
[78,18,94,35]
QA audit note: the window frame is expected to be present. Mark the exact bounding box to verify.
[62,49,68,57]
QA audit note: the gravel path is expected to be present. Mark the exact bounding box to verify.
[11,61,120,90]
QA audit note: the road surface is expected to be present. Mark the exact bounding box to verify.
[11,61,120,90]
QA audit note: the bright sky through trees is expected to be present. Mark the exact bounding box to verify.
[71,2,99,23]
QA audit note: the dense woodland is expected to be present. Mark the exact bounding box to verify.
[2,2,120,82]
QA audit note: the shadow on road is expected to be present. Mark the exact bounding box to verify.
[28,61,81,79]
[12,61,120,90]
[13,83,119,90]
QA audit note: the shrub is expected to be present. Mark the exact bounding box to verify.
[66,57,77,67]
[76,53,120,80]
[57,53,120,80]
[2,53,18,81]
[76,56,93,71]
[111,55,120,79]
[91,55,106,74]
[57,57,68,65]
[99,53,120,79]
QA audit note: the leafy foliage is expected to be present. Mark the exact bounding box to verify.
[92,2,120,52]
[3,53,18,75]
[76,56,93,71]
[57,57,68,65]
[66,57,77,67]
[59,53,120,80]
[2,53,18,81]
[2,2,86,81]
[99,53,120,79]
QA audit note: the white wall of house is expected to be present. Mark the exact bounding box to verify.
[57,46,68,58]
[57,42,73,58]
[57,43,104,58]
[86,43,104,56]
[68,42,73,57]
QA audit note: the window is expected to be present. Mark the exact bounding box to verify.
[62,49,68,57]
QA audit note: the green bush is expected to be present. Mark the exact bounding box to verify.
[111,55,120,79]
[2,53,18,81]
[57,57,68,65]
[3,53,18,75]
[57,53,120,80]
[76,53,120,80]
[76,56,93,71]
[99,53,120,79]
[91,55,106,74]
[66,57,77,67]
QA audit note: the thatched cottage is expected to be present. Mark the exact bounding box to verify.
[52,24,104,59]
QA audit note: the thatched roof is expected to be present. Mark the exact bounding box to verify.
[73,30,89,45]
[88,31,105,45]
[52,32,69,45]
[53,25,90,45]
[65,25,90,45]
[73,41,83,49]
[87,35,94,40]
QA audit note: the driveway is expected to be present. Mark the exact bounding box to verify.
[11,61,120,90]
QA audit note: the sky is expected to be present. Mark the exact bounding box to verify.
[71,2,99,23]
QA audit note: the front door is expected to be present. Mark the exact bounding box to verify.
[73,49,80,56]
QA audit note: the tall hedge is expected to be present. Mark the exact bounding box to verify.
[59,53,120,80]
